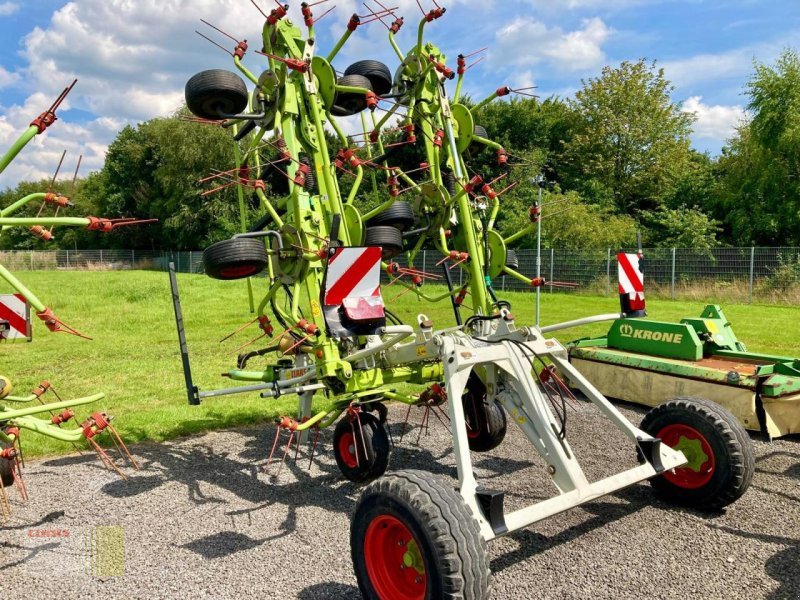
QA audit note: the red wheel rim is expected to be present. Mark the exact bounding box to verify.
[364,515,427,600]
[219,265,258,278]
[658,423,716,489]
[337,431,358,469]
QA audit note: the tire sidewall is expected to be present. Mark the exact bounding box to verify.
[352,493,444,600]
[644,405,733,505]
[333,414,389,483]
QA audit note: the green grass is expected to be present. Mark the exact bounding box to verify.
[3,270,799,457]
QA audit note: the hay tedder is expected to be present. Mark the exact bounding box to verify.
[177,2,755,597]
[0,81,144,520]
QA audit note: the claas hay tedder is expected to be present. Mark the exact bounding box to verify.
[177,2,755,597]
[0,81,146,520]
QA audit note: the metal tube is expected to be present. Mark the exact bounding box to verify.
[0,126,38,175]
[540,313,621,333]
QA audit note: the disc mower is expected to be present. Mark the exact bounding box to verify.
[177,2,755,597]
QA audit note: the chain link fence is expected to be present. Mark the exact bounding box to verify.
[1,247,799,304]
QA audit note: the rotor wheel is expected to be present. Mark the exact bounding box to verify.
[331,74,374,116]
[185,69,249,121]
[344,60,393,96]
[333,412,390,484]
[463,373,507,452]
[366,201,416,232]
[503,249,519,275]
[640,397,754,510]
[364,225,404,260]
[203,237,268,280]
[351,470,491,600]
[469,125,488,154]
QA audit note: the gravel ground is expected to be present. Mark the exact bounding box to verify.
[1,400,799,599]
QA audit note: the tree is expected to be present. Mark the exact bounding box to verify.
[564,60,696,215]
[711,49,800,245]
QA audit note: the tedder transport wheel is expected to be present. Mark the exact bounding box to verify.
[503,248,519,274]
[0,440,14,487]
[331,74,374,116]
[185,69,249,121]
[463,373,507,452]
[366,201,415,231]
[333,412,390,483]
[364,225,404,260]
[344,60,393,96]
[352,470,491,600]
[640,397,754,510]
[203,237,269,280]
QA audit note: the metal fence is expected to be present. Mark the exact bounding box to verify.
[1,247,799,304]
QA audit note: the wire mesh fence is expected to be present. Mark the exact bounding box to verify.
[1,247,799,304]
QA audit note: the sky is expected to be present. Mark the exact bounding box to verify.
[0,0,798,187]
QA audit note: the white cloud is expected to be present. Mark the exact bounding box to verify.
[492,17,611,71]
[0,65,18,89]
[0,2,19,17]
[682,96,746,142]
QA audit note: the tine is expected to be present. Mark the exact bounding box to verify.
[12,459,28,501]
[399,404,412,444]
[276,431,294,479]
[356,413,369,465]
[349,419,360,468]
[264,426,282,472]
[108,424,140,470]
[308,428,320,470]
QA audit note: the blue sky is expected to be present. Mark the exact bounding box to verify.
[0,0,798,186]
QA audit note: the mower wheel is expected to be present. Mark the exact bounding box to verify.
[364,226,403,260]
[185,69,249,121]
[203,237,268,280]
[0,440,14,487]
[503,249,519,274]
[463,373,507,452]
[333,412,390,484]
[469,125,488,154]
[344,60,393,96]
[351,469,491,600]
[640,397,754,510]
[331,74,374,116]
[366,201,415,231]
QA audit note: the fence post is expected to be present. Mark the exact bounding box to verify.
[189,251,193,273]
[131,249,135,267]
[671,248,676,300]
[549,249,554,294]
[606,248,611,296]
[749,247,755,304]
[422,250,427,274]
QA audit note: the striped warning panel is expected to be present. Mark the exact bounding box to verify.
[0,293,31,341]
[324,247,383,306]
[618,253,645,312]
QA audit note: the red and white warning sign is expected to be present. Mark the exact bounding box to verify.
[618,253,645,313]
[324,246,384,321]
[0,293,32,341]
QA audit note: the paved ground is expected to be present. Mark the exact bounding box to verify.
[1,400,799,599]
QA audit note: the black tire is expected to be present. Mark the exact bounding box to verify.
[364,225,403,260]
[469,125,488,154]
[640,397,754,510]
[185,69,249,121]
[331,74,373,116]
[463,373,507,452]
[503,249,519,275]
[444,170,458,197]
[203,237,268,280]
[366,201,415,232]
[0,440,14,487]
[351,470,491,600]
[344,60,393,96]
[333,412,390,483]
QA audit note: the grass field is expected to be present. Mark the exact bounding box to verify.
[3,270,799,457]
